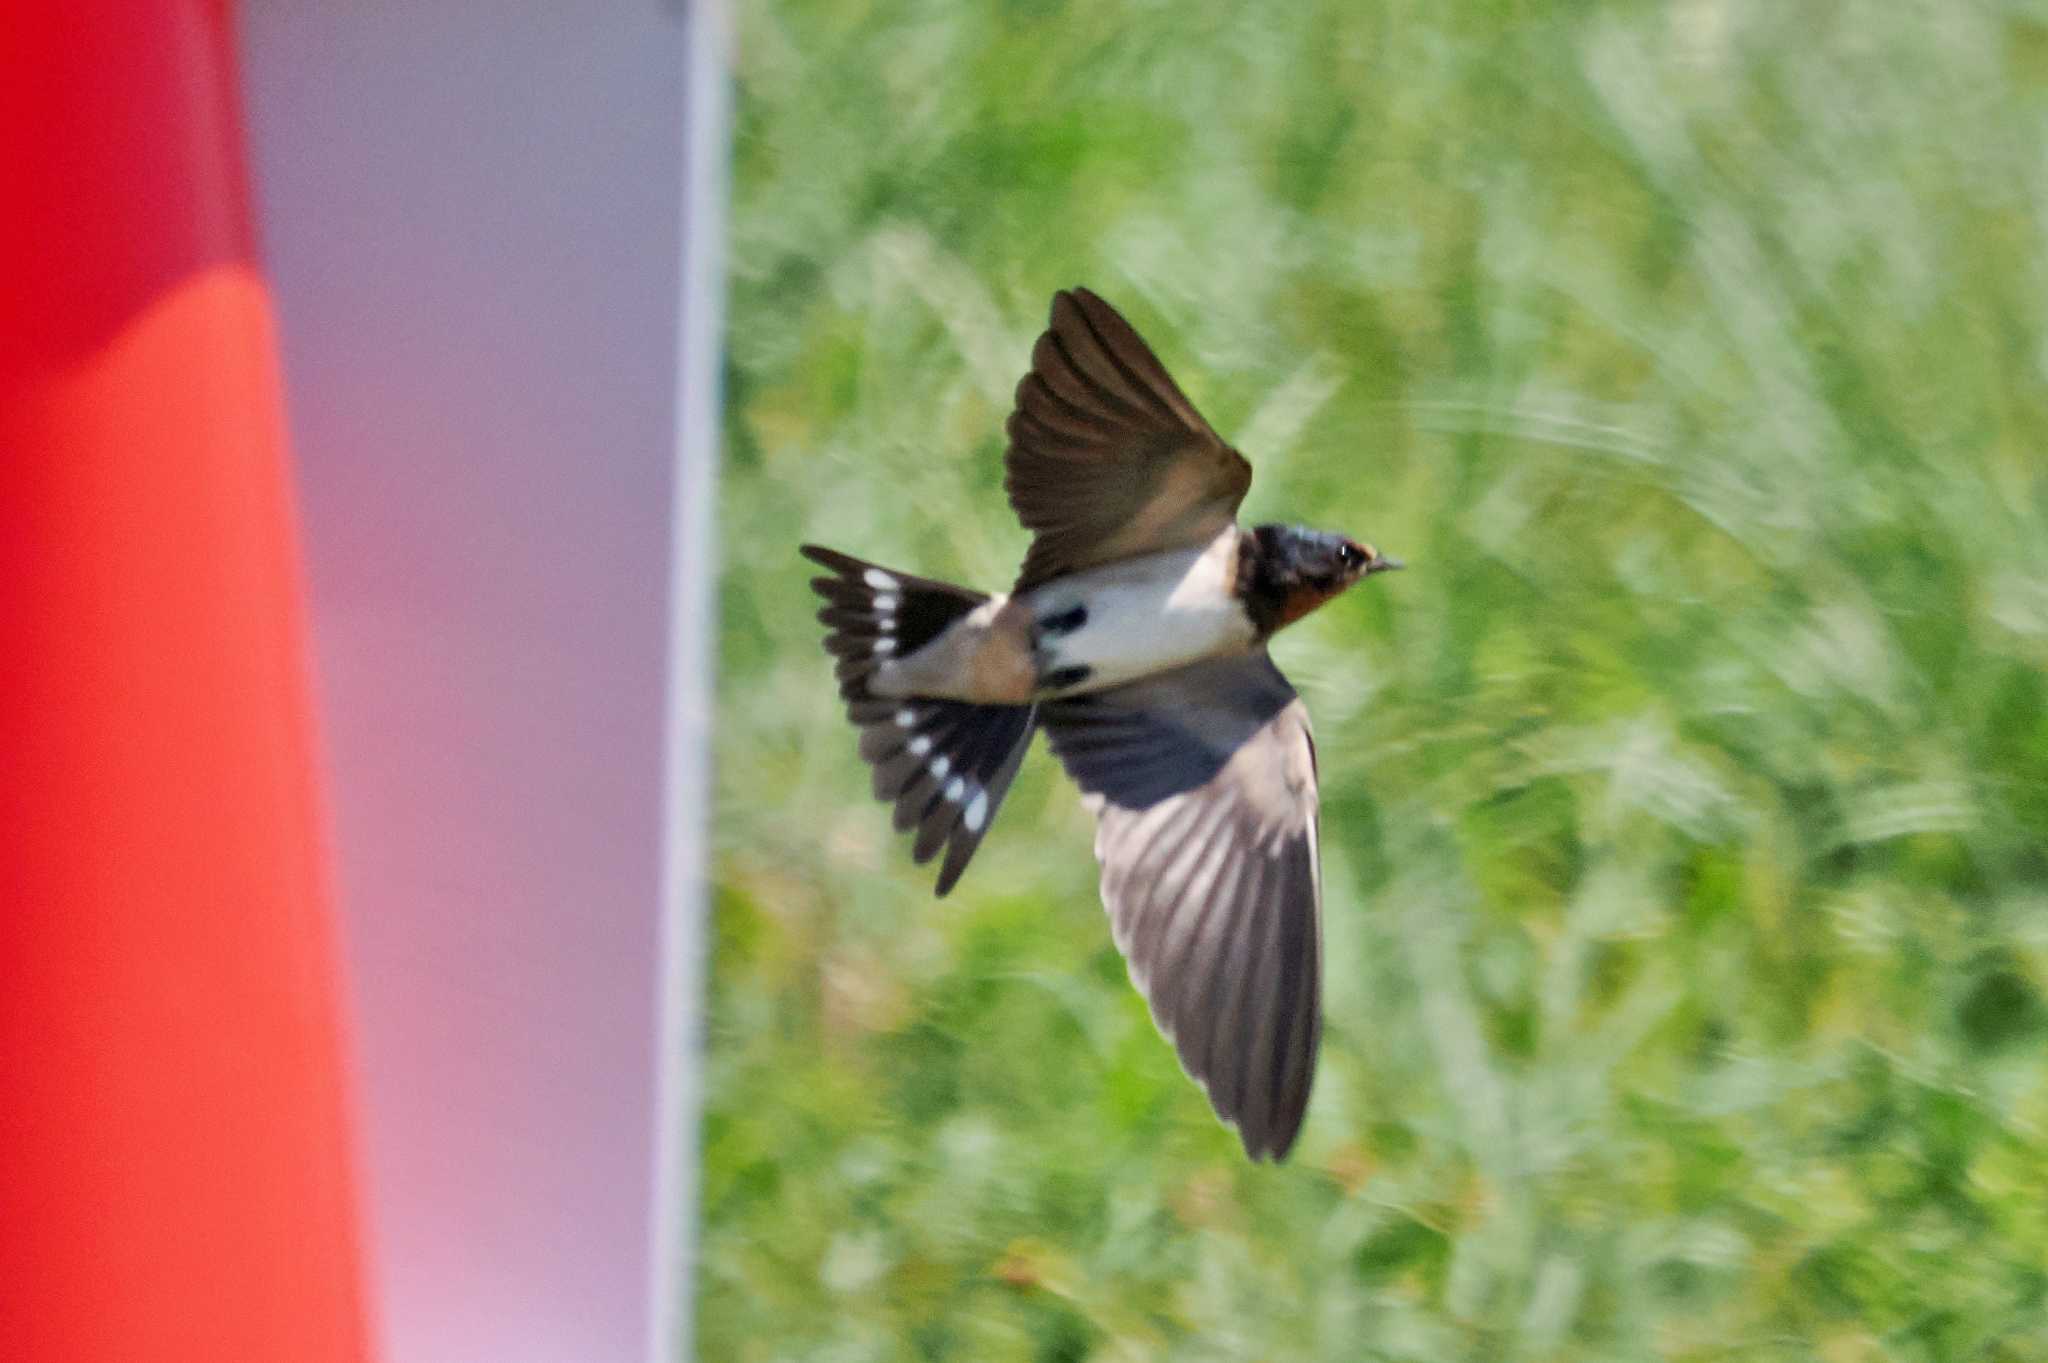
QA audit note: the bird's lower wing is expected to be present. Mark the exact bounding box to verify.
[1039,651,1323,1161]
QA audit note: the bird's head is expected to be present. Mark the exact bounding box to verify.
[1250,524,1403,630]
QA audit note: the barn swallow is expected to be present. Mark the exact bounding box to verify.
[802,287,1401,1160]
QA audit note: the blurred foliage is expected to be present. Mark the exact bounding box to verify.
[701,1,2048,1358]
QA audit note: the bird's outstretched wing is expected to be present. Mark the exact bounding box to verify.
[1005,288,1253,591]
[1039,650,1322,1161]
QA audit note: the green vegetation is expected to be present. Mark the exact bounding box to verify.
[703,3,2048,1358]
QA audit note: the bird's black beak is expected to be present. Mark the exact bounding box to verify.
[1366,555,1404,575]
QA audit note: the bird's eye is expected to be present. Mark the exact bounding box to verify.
[1337,542,1363,568]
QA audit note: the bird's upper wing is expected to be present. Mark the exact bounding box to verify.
[1039,650,1322,1161]
[1005,288,1253,591]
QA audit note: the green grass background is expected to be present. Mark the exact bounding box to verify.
[702,3,2048,1358]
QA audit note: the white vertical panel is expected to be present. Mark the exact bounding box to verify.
[654,1,730,1359]
[237,3,725,1359]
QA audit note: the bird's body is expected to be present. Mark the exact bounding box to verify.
[868,528,1256,705]
[803,288,1400,1161]
[1023,528,1256,697]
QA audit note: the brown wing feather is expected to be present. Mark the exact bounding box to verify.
[1039,654,1323,1160]
[1087,705,1321,1161]
[1005,288,1253,590]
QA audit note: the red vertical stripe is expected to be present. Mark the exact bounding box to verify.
[0,4,373,1359]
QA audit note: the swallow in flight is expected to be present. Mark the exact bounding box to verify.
[803,287,1401,1160]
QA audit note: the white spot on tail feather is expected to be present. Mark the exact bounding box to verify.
[964,789,989,831]
[863,568,898,590]
[908,735,932,756]
[895,708,917,727]
[871,637,894,656]
[945,776,966,803]
[929,755,950,780]
[871,592,899,616]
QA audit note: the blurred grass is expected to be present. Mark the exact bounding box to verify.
[701,2,2048,1359]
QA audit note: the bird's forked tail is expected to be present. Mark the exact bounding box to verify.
[801,545,1037,895]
